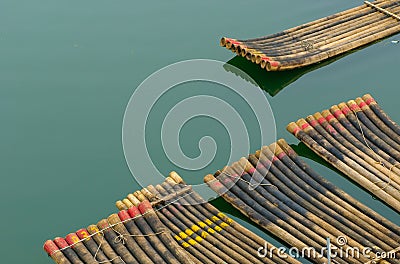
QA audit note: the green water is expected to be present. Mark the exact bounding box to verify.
[1,0,399,263]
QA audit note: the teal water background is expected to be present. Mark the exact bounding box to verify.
[1,0,399,263]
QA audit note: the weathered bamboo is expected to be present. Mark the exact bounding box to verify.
[154,183,266,264]
[161,180,264,254]
[287,122,400,212]
[252,2,400,51]
[113,210,173,264]
[249,148,398,256]
[64,233,98,264]
[204,173,333,264]
[206,140,400,263]
[276,139,400,235]
[44,240,72,264]
[166,174,301,264]
[96,219,138,264]
[355,97,400,144]
[75,229,111,264]
[106,214,155,264]
[346,100,400,151]
[296,118,400,191]
[223,162,371,264]
[222,1,400,71]
[253,5,400,62]
[251,147,400,251]
[53,237,84,264]
[266,20,400,70]
[320,108,400,164]
[141,188,249,264]
[86,225,125,264]
[136,192,240,264]
[306,114,400,187]
[163,177,279,256]
[362,94,400,134]
[116,198,209,264]
[134,202,199,264]
[221,0,389,47]
[335,103,400,161]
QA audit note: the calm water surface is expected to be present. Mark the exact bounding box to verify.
[1,1,399,263]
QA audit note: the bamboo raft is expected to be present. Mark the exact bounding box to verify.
[204,139,400,264]
[287,94,400,213]
[221,0,400,71]
[43,174,300,264]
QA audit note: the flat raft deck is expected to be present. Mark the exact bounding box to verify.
[221,0,400,71]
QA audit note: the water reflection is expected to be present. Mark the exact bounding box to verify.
[223,53,350,97]
[222,35,396,97]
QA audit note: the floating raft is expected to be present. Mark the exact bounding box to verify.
[287,94,400,213]
[115,174,300,264]
[204,139,400,264]
[43,200,196,264]
[43,174,300,264]
[221,0,400,71]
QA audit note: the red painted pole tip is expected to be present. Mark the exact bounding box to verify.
[138,200,153,214]
[118,210,131,221]
[44,240,59,256]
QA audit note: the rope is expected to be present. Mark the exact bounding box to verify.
[107,219,166,245]
[52,189,195,254]
[365,1,400,20]
[352,110,399,192]
[93,232,126,264]
[221,171,278,190]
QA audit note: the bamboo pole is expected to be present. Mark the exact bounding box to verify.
[137,193,238,264]
[114,210,174,264]
[320,108,400,164]
[254,4,400,59]
[225,161,376,264]
[297,118,400,191]
[166,174,301,264]
[320,108,400,169]
[75,229,111,264]
[253,1,400,51]
[204,173,334,264]
[362,94,400,134]
[222,0,389,47]
[86,225,125,264]
[306,114,400,186]
[249,147,397,254]
[346,100,400,151]
[115,197,211,264]
[106,214,160,264]
[96,219,138,264]
[154,183,266,264]
[161,180,264,253]
[355,97,400,144]
[64,233,98,264]
[276,139,400,235]
[336,103,400,160]
[163,177,276,253]
[124,206,199,264]
[53,237,84,264]
[44,240,72,264]
[287,122,400,212]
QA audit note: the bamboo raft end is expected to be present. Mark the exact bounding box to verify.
[220,1,400,71]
